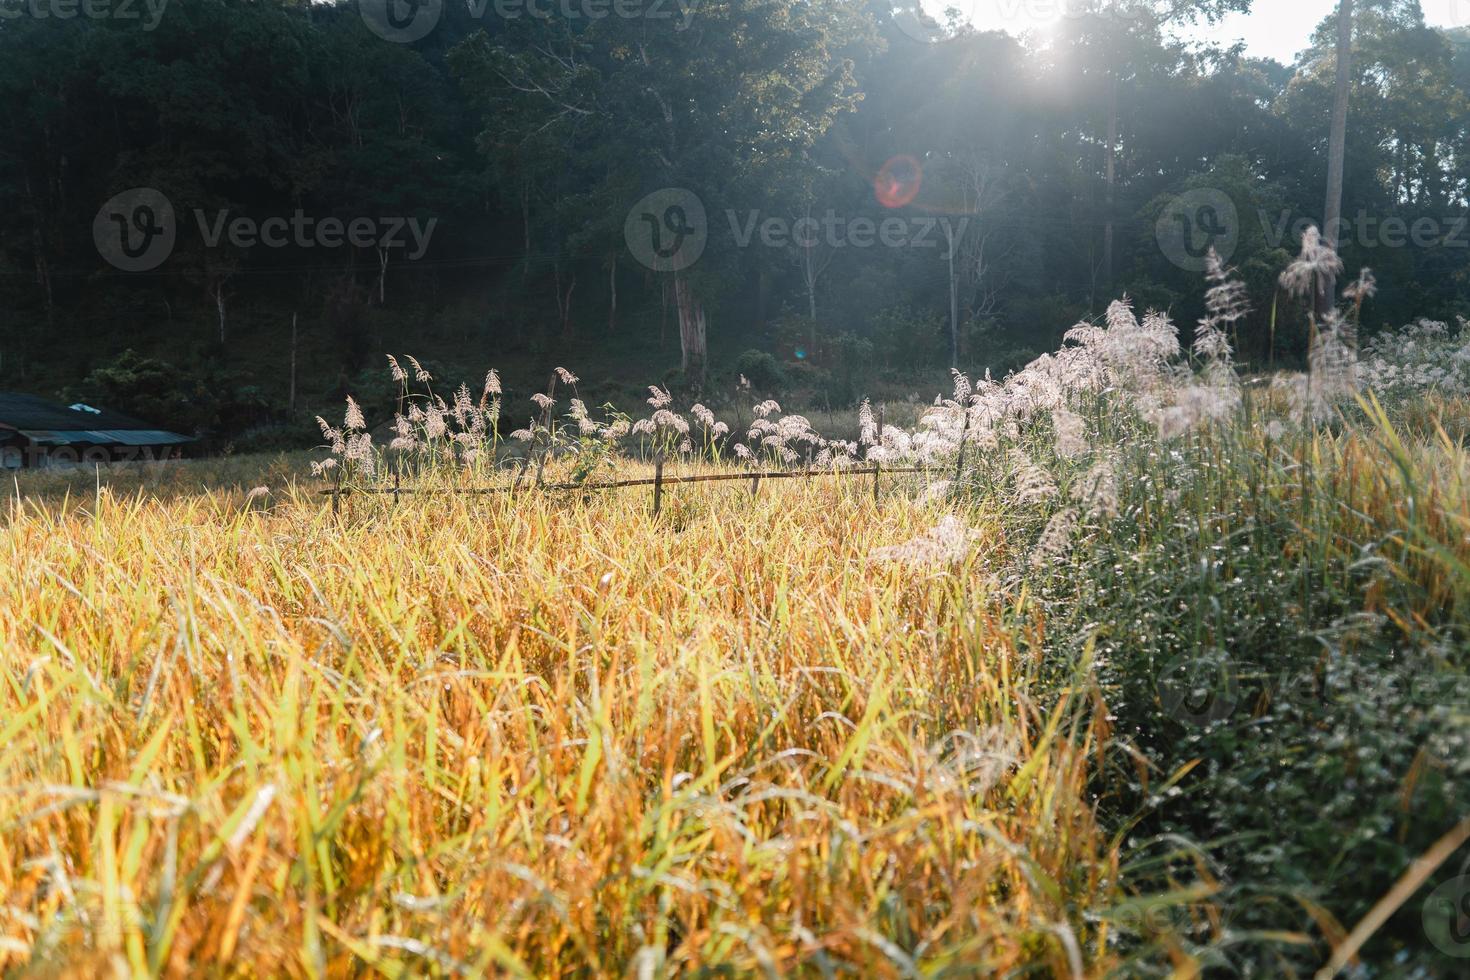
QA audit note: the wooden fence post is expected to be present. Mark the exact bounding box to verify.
[534,371,558,488]
[652,452,665,515]
[954,403,972,485]
[873,404,885,506]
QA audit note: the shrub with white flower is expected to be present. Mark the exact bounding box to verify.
[1360,318,1470,402]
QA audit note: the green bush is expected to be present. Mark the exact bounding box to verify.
[1030,416,1470,974]
[733,349,786,393]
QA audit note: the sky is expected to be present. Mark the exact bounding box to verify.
[954,0,1468,64]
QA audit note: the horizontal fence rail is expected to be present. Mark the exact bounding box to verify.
[320,465,938,513]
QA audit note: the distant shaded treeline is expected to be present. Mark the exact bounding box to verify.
[0,0,1467,438]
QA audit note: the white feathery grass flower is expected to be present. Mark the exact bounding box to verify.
[1009,450,1057,508]
[1076,458,1119,518]
[920,480,953,504]
[344,397,366,432]
[1051,405,1087,459]
[531,392,555,411]
[951,370,972,404]
[453,384,473,426]
[651,409,689,435]
[1344,268,1377,303]
[873,515,981,568]
[316,417,346,455]
[387,354,407,383]
[345,432,375,477]
[554,367,578,385]
[1309,310,1359,417]
[1279,226,1343,300]
[1031,507,1078,568]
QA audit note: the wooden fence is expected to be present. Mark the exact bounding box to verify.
[323,464,937,514]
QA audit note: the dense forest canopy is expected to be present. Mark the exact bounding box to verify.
[1,0,1467,444]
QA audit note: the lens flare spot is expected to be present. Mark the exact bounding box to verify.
[874,155,922,209]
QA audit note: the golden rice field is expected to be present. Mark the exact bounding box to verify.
[0,468,1118,976]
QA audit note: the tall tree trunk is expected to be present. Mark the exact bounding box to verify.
[289,313,299,415]
[34,252,54,328]
[674,274,707,383]
[756,267,770,333]
[1102,73,1118,291]
[521,182,532,283]
[608,252,618,334]
[215,282,227,345]
[945,221,960,370]
[1319,0,1353,318]
[555,268,576,341]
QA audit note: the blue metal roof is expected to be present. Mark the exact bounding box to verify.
[0,392,192,446]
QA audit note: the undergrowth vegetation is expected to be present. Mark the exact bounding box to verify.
[3,245,1469,976]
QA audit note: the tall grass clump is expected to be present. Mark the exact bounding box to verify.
[994,245,1470,974]
[0,472,1122,975]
